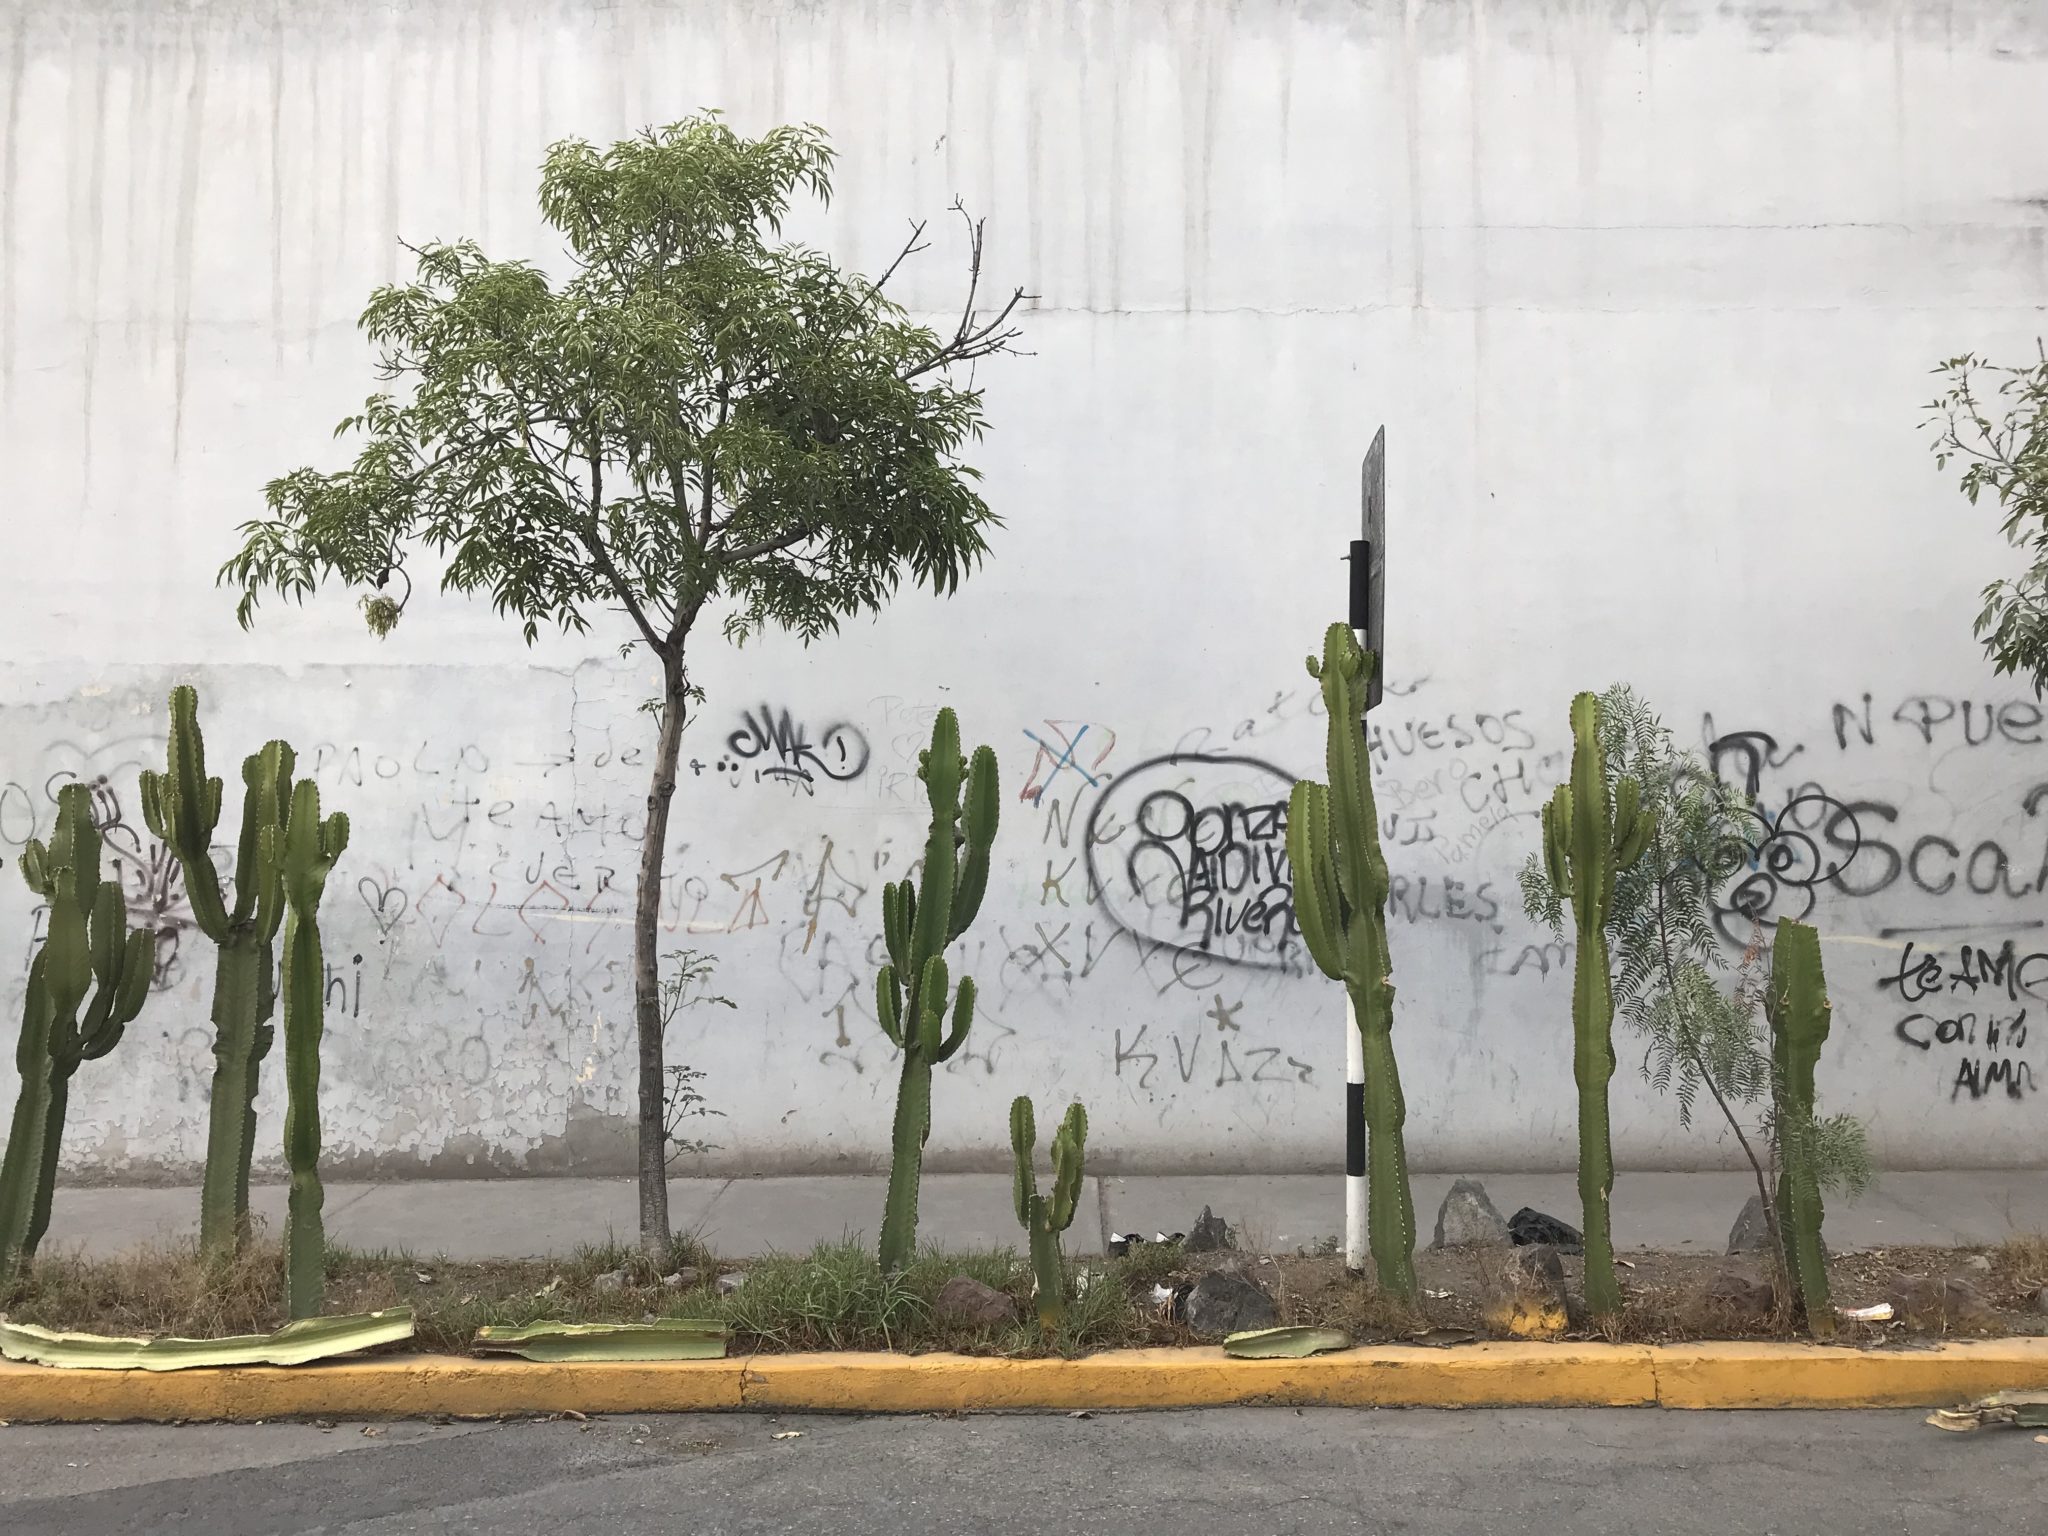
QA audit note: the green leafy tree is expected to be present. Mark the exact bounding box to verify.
[1926,345,2048,690]
[1520,686,1870,1281]
[221,115,1025,1252]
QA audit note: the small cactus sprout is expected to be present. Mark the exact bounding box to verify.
[874,708,999,1273]
[279,779,350,1319]
[1011,1096,1087,1332]
[1766,918,1835,1339]
[1539,691,1658,1321]
[139,685,294,1259]
[0,784,152,1283]
[1285,622,1417,1301]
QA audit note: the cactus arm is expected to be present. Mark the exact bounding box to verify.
[949,745,1000,938]
[1048,1103,1086,1231]
[934,976,976,1064]
[881,882,911,974]
[876,1057,932,1273]
[18,838,51,898]
[1541,789,1572,899]
[875,966,904,1048]
[152,688,233,942]
[1010,1096,1037,1227]
[0,958,57,1282]
[1285,782,1346,981]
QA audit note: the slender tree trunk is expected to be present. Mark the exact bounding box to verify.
[635,658,687,1255]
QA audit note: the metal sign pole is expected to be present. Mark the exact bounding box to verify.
[1343,427,1386,1274]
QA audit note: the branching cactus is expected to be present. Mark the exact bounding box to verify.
[1766,918,1835,1338]
[1010,1095,1086,1331]
[140,686,294,1259]
[874,707,998,1273]
[279,779,350,1319]
[1286,622,1416,1301]
[0,784,152,1282]
[1540,691,1658,1320]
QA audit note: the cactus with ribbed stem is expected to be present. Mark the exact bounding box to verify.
[1286,622,1416,1301]
[874,708,998,1274]
[1540,691,1658,1321]
[139,685,294,1260]
[1011,1096,1086,1332]
[279,779,350,1319]
[0,784,153,1283]
[1766,918,1835,1339]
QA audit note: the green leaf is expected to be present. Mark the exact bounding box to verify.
[1221,1326,1354,1359]
[471,1319,728,1362]
[0,1308,415,1371]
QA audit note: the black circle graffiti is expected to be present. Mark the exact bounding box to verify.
[1711,789,1863,942]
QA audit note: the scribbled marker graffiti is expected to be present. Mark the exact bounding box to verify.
[1019,721,1117,805]
[1084,754,1301,971]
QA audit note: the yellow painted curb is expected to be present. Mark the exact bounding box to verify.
[1,1339,2044,1422]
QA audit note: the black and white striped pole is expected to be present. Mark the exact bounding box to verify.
[1344,427,1386,1274]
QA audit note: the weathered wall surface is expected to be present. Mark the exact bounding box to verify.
[3,0,2047,1179]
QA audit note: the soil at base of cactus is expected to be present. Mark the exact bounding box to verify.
[3,1233,2043,1357]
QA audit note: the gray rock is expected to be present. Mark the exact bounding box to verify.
[1961,1253,1993,1274]
[1433,1179,1511,1249]
[1726,1195,1773,1256]
[1700,1264,1778,1324]
[1181,1268,1278,1337]
[1186,1206,1235,1253]
[1507,1208,1583,1253]
[2032,1286,2048,1315]
[1479,1244,1571,1338]
[934,1274,1019,1327]
[660,1267,701,1290]
[1887,1275,1994,1332]
[716,1271,747,1295]
[592,1267,630,1293]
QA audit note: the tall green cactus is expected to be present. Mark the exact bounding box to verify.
[1011,1095,1086,1332]
[874,708,998,1273]
[279,779,350,1319]
[1766,918,1834,1338]
[1286,622,1416,1301]
[140,686,294,1260]
[0,784,152,1283]
[1539,691,1658,1320]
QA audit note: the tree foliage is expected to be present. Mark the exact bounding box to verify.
[221,114,1023,654]
[1926,345,2048,693]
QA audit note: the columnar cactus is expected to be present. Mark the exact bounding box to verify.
[280,779,350,1319]
[140,686,294,1259]
[1766,918,1834,1338]
[1539,691,1658,1320]
[1011,1095,1086,1332]
[0,784,152,1282]
[874,707,998,1273]
[1286,622,1417,1301]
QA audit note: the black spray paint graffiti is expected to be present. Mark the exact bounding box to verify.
[693,707,870,793]
[1084,754,1301,972]
[1882,938,2042,1104]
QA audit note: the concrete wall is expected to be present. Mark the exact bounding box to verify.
[3,0,2047,1180]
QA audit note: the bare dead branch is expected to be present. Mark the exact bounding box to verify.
[871,218,931,296]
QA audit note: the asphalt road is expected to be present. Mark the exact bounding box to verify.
[0,1408,2040,1534]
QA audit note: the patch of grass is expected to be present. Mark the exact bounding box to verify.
[1991,1233,2048,1300]
[2,1239,285,1339]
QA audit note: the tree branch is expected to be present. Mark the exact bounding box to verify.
[900,199,1032,383]
[581,443,667,657]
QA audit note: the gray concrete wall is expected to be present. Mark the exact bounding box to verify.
[3,0,2047,1178]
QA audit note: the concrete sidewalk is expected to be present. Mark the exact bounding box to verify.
[39,1170,2048,1261]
